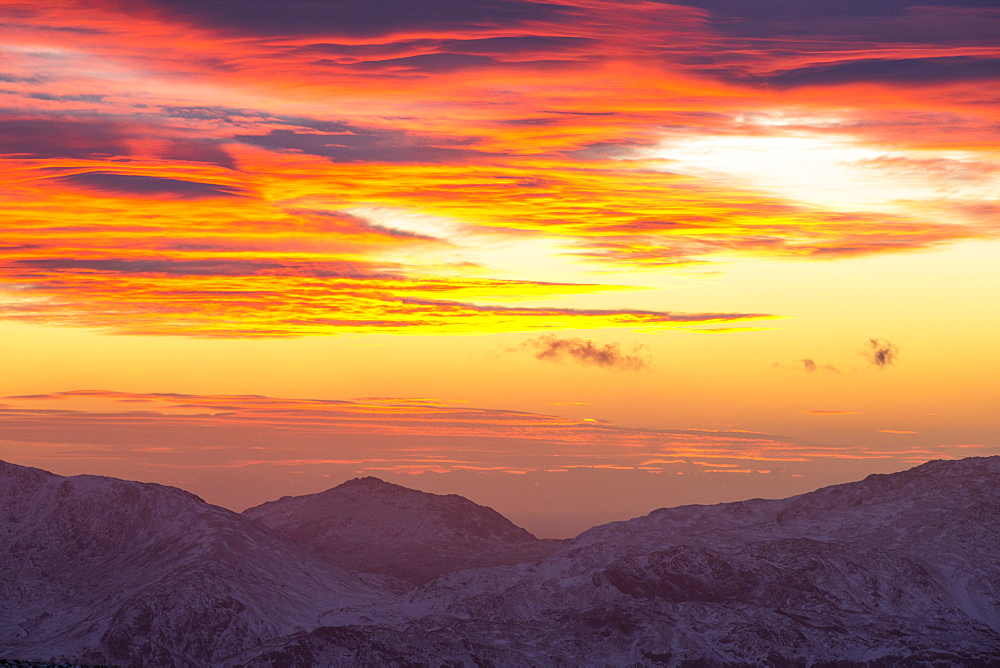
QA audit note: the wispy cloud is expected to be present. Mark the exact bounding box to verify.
[0,390,953,474]
[0,390,822,475]
[519,335,651,371]
[1,390,984,516]
[54,172,251,199]
[0,0,995,338]
[800,359,840,373]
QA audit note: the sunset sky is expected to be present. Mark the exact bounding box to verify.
[2,0,997,535]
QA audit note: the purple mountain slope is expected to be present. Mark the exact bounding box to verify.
[243,476,563,584]
[0,460,400,667]
[3,457,999,666]
[241,457,1000,666]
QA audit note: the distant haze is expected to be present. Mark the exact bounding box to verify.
[0,391,974,537]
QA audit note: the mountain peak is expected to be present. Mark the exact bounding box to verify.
[4,456,998,665]
[244,476,560,584]
[336,475,397,490]
[0,458,393,666]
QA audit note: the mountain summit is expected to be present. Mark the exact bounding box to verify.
[244,456,1000,665]
[0,460,395,666]
[244,476,562,584]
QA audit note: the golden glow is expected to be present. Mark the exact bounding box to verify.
[0,0,996,523]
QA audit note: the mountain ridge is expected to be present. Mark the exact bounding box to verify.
[2,456,997,666]
[288,456,1000,665]
[244,474,563,584]
[0,460,400,666]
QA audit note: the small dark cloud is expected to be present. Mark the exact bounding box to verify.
[235,129,496,164]
[519,335,651,371]
[800,358,840,373]
[864,338,899,369]
[53,172,250,199]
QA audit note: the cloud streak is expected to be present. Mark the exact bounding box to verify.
[129,0,575,38]
[1,390,985,519]
[0,390,948,470]
[0,0,996,337]
[54,172,251,199]
[521,335,651,371]
[800,359,840,373]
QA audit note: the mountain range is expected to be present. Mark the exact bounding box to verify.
[2,457,998,666]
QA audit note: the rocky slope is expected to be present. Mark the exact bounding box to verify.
[0,461,398,667]
[242,457,1000,666]
[243,476,562,584]
[3,457,999,666]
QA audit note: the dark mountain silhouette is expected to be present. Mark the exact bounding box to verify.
[244,476,562,584]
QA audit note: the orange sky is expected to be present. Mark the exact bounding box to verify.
[1,0,998,535]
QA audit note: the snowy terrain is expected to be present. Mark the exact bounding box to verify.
[0,461,399,666]
[2,457,998,666]
[244,476,562,584]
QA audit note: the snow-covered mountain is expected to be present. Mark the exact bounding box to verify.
[243,476,562,584]
[242,457,1000,666]
[0,461,399,667]
[3,457,999,666]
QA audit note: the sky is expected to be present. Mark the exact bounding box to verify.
[1,0,998,536]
